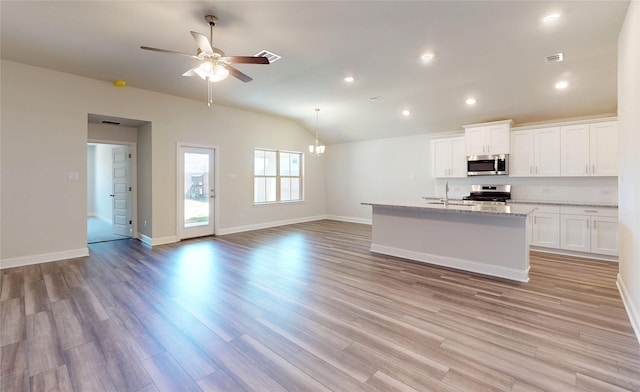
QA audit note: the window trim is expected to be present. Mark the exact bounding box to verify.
[254,148,304,205]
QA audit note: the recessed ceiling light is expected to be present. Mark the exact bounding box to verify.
[466,98,476,105]
[555,81,568,89]
[543,13,560,23]
[402,110,411,116]
[421,53,434,62]
[344,76,354,83]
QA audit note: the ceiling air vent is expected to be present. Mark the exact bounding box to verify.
[255,50,282,63]
[546,52,564,63]
[101,120,122,126]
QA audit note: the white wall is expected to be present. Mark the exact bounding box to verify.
[325,130,620,223]
[0,60,325,265]
[325,134,434,223]
[617,0,640,342]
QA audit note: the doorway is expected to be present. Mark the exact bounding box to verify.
[177,144,216,240]
[87,142,136,243]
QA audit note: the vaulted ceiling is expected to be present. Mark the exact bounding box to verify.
[0,1,629,143]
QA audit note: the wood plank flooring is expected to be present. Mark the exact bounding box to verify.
[1,220,639,391]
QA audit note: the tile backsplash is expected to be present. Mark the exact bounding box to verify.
[433,176,618,204]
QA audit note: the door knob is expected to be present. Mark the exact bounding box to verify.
[109,194,115,197]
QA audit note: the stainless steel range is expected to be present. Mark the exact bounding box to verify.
[463,185,511,205]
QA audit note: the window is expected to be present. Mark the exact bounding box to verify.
[254,149,303,204]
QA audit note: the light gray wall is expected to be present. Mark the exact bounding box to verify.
[618,0,640,340]
[137,123,153,238]
[88,122,138,143]
[0,60,325,262]
[87,145,96,215]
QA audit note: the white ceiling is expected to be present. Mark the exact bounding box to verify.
[0,1,629,144]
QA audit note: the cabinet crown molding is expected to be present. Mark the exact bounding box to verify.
[511,116,617,132]
[463,119,514,129]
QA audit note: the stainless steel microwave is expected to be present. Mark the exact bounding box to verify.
[467,154,509,176]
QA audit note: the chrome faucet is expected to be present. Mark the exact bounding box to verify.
[444,181,449,206]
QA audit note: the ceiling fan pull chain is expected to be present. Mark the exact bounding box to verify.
[208,80,212,108]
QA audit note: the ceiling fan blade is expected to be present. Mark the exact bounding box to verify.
[190,31,214,55]
[225,56,270,64]
[224,65,253,83]
[182,68,197,77]
[140,46,199,59]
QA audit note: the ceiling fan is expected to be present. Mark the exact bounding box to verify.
[141,15,269,106]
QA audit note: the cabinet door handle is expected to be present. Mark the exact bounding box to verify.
[592,164,595,174]
[585,165,589,174]
[530,166,533,175]
[534,216,537,224]
[594,220,597,229]
[536,166,538,175]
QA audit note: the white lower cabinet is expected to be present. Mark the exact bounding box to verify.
[560,206,618,256]
[530,205,560,249]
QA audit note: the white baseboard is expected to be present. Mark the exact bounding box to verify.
[218,215,327,235]
[530,246,618,262]
[139,234,177,246]
[617,273,640,345]
[370,244,529,282]
[0,247,90,270]
[325,215,372,225]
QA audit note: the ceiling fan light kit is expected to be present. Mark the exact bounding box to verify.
[141,14,270,107]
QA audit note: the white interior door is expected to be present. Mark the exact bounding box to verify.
[112,146,132,237]
[178,145,215,239]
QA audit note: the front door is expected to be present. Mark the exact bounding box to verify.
[112,146,132,237]
[178,145,215,239]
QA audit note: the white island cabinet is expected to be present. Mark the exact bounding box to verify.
[362,201,534,282]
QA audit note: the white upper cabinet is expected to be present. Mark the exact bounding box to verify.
[589,121,618,176]
[510,127,560,177]
[560,120,618,177]
[464,120,511,156]
[561,124,591,176]
[431,136,466,178]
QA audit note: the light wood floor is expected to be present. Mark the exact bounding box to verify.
[1,220,639,391]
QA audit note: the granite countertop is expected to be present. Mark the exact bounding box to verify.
[507,200,618,208]
[362,200,535,217]
[423,196,618,209]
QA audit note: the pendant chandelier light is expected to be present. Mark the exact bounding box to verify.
[309,108,326,156]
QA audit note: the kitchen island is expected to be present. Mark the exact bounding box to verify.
[362,201,535,282]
